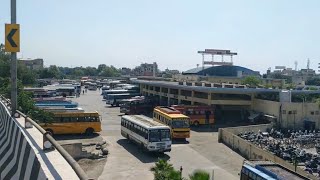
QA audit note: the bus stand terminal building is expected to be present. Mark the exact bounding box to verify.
[132,79,320,130]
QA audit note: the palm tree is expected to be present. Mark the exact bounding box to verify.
[189,170,210,180]
[150,159,181,180]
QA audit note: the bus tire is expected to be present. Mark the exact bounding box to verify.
[46,129,54,136]
[193,121,199,126]
[85,128,94,135]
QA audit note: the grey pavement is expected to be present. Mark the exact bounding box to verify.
[72,90,244,180]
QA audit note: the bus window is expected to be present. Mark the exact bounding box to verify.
[186,111,191,115]
[78,117,85,122]
[70,117,78,122]
[62,117,71,122]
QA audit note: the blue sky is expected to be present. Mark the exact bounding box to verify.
[1,0,319,73]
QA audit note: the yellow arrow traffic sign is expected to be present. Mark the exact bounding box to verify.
[5,24,20,52]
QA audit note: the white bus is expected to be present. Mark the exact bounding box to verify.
[88,83,97,91]
[121,115,172,152]
[106,93,140,106]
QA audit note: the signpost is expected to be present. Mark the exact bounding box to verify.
[5,24,20,52]
[4,0,18,115]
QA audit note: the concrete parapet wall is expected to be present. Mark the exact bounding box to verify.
[0,101,46,180]
[218,124,316,179]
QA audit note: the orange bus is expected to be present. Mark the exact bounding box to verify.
[153,106,190,139]
[171,105,214,126]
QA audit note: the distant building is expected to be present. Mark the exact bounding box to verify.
[133,62,158,77]
[18,58,44,70]
[267,67,317,86]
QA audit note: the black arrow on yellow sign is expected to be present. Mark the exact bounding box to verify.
[5,24,20,52]
[7,29,18,47]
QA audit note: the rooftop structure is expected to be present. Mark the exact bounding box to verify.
[183,65,260,77]
[197,49,237,67]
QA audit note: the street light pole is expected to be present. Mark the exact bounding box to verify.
[10,0,17,115]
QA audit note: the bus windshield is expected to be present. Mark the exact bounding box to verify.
[172,119,190,128]
[149,129,171,142]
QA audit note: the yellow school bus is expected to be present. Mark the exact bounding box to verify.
[40,111,102,135]
[153,106,190,139]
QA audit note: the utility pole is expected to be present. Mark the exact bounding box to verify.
[11,0,17,115]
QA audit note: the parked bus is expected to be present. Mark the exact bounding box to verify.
[106,93,140,106]
[153,106,190,139]
[40,111,102,135]
[121,115,171,152]
[171,105,214,126]
[102,89,131,99]
[39,107,85,113]
[88,83,97,91]
[240,161,309,180]
[120,97,158,115]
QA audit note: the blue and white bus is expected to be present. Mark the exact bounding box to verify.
[240,161,309,180]
[105,93,140,106]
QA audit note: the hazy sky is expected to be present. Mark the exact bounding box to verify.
[1,0,319,73]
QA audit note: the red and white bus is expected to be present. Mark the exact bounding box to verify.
[171,105,214,126]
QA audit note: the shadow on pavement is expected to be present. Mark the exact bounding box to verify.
[117,139,170,163]
[172,139,190,144]
[54,133,100,141]
[191,125,217,132]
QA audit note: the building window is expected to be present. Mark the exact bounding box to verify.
[282,110,286,114]
[311,111,315,115]
[316,111,319,115]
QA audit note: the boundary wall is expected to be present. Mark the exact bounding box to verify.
[218,124,316,180]
[0,100,46,180]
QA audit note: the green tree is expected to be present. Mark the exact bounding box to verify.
[306,78,320,86]
[0,44,10,78]
[150,159,182,180]
[73,67,85,77]
[98,64,107,72]
[17,63,36,85]
[189,170,210,180]
[100,66,120,77]
[242,76,261,87]
[84,66,98,76]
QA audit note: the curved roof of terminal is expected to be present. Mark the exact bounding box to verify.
[182,65,260,77]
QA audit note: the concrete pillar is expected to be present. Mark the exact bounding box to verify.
[178,89,181,104]
[207,93,211,105]
[191,91,195,105]
[167,98,170,106]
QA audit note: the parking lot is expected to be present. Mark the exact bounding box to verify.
[72,90,245,180]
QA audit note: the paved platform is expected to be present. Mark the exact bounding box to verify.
[15,117,79,180]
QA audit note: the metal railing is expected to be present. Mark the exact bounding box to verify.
[0,95,89,180]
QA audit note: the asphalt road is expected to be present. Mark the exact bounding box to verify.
[72,90,244,180]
